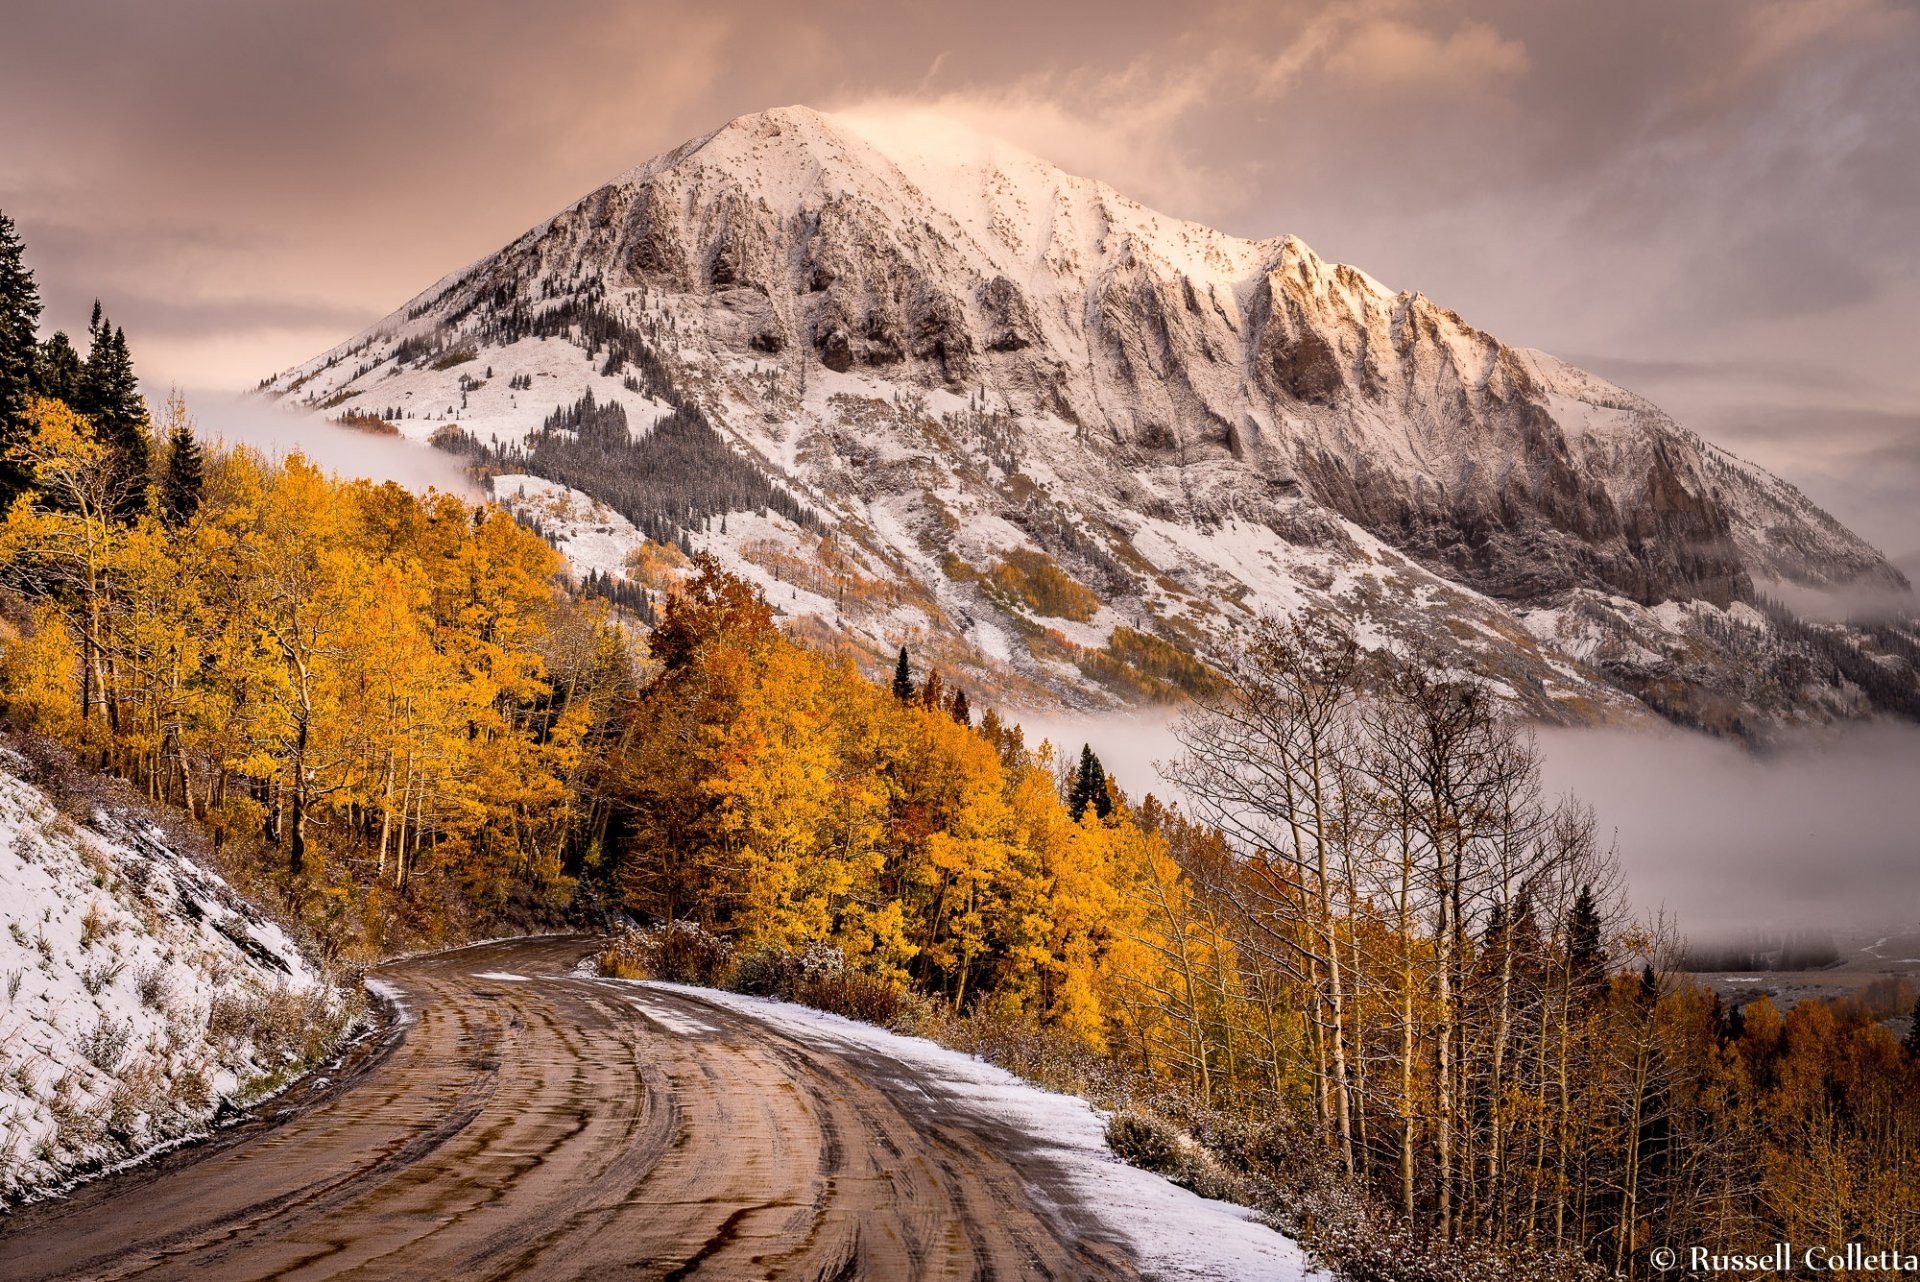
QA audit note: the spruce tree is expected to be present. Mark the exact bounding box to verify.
[1067,744,1112,821]
[33,331,81,403]
[891,646,914,702]
[0,210,42,505]
[1567,884,1607,999]
[949,689,971,726]
[160,421,204,526]
[78,313,149,519]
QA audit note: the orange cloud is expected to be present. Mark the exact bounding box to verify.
[1325,17,1529,92]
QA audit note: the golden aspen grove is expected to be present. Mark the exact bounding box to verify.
[2,390,1917,1280]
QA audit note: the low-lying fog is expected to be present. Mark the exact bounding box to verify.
[1011,709,1920,946]
[1534,721,1920,944]
[168,388,481,496]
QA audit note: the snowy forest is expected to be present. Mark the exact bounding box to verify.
[3,210,1918,1279]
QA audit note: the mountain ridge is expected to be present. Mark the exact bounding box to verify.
[264,105,1918,734]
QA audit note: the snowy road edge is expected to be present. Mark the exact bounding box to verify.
[631,979,1322,1282]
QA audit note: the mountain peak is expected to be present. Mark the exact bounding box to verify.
[263,107,1918,735]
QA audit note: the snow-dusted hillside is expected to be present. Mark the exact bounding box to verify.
[0,749,356,1203]
[265,105,1919,732]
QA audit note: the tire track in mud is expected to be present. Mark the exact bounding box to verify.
[0,937,1138,1281]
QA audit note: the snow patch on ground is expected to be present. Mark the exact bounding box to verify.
[491,472,649,582]
[621,994,720,1037]
[643,981,1321,1282]
[362,978,413,1028]
[0,757,348,1203]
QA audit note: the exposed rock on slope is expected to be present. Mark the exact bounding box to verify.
[265,106,1917,733]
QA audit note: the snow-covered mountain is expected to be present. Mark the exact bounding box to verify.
[264,106,1918,733]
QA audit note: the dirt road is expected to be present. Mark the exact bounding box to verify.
[0,936,1138,1281]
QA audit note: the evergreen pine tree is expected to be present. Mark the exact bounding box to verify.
[161,421,204,526]
[891,646,914,702]
[1067,744,1112,821]
[0,210,43,505]
[33,331,81,403]
[949,688,970,726]
[1567,884,1607,999]
[1722,998,1746,1042]
[78,314,149,519]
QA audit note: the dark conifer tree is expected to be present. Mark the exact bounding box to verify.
[949,689,971,726]
[0,210,42,505]
[33,331,81,403]
[1722,998,1746,1042]
[1067,744,1112,821]
[78,313,149,519]
[1567,883,1608,1000]
[891,646,914,702]
[160,421,204,527]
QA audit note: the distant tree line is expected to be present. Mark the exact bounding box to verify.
[418,277,815,546]
[1681,930,1843,973]
[1752,593,1920,720]
[581,566,658,624]
[438,386,815,548]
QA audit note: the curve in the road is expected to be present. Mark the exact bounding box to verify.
[0,936,1139,1281]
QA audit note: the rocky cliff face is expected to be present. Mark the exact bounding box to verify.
[265,106,1918,734]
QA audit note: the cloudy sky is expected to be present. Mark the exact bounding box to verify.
[4,0,1916,562]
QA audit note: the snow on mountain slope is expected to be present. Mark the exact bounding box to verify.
[0,748,356,1203]
[264,105,1919,733]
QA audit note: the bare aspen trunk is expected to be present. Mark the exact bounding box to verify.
[1434,838,1457,1238]
[377,752,395,876]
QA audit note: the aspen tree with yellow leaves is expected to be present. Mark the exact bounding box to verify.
[0,394,611,941]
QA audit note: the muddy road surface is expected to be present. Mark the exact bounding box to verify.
[0,936,1140,1281]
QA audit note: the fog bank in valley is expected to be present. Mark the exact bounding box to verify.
[1010,707,1920,945]
[1535,722,1920,943]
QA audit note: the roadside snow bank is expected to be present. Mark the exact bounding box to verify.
[647,981,1320,1282]
[0,754,353,1203]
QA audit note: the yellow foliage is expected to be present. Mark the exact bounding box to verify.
[624,538,689,589]
[0,604,81,736]
[987,548,1100,621]
[0,401,595,940]
[606,557,1194,1050]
